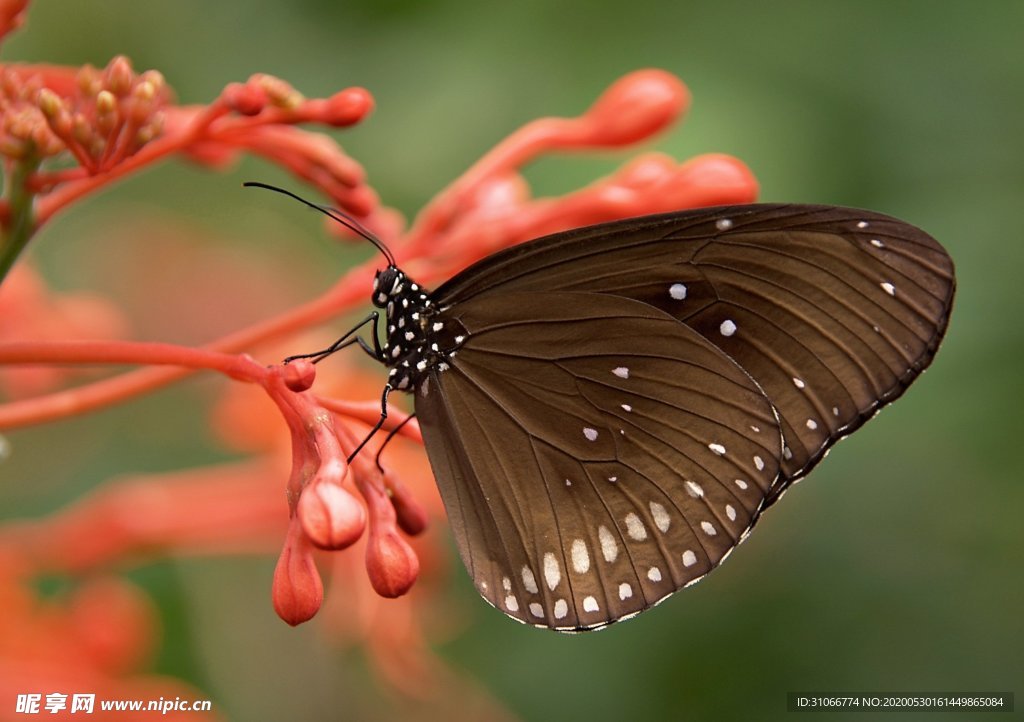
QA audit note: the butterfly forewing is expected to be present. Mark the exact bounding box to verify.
[416,292,783,630]
[430,204,955,497]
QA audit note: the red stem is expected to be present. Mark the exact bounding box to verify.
[0,262,373,429]
[0,339,267,381]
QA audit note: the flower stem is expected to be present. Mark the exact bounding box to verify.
[0,156,41,285]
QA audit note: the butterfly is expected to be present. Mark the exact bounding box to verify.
[252,186,956,632]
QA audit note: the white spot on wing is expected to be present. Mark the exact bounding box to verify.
[647,566,663,582]
[522,566,539,594]
[686,480,704,498]
[881,281,896,296]
[583,427,599,441]
[793,377,806,389]
[529,602,544,618]
[726,504,737,521]
[612,366,630,379]
[619,582,633,600]
[505,595,519,612]
[754,455,765,471]
[720,319,737,337]
[871,238,884,248]
[857,220,869,228]
[709,443,726,455]
[621,404,632,412]
[650,501,671,533]
[598,525,618,562]
[669,283,687,300]
[571,539,590,574]
[701,521,717,536]
[716,218,733,230]
[625,512,648,541]
[543,552,561,591]
[682,550,698,567]
[735,478,749,490]
[806,418,818,430]
[583,596,599,613]
[554,599,568,619]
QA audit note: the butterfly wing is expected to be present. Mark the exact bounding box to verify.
[432,204,955,495]
[415,291,783,630]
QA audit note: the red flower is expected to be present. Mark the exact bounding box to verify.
[0,6,759,697]
[0,548,227,721]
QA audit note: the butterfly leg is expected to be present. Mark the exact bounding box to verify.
[373,412,417,472]
[347,383,393,464]
[283,312,384,364]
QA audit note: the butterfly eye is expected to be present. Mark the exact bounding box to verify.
[372,267,398,308]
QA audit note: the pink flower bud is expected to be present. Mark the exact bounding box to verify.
[282,358,316,392]
[366,529,419,598]
[297,474,365,550]
[581,69,689,147]
[272,519,323,625]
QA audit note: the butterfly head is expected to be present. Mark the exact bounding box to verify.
[371,266,404,308]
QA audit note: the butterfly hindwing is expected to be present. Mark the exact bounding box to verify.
[416,291,782,630]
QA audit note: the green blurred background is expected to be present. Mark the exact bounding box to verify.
[3,1,1022,720]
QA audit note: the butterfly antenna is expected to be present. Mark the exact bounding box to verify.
[243,182,396,266]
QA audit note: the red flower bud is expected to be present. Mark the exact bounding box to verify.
[0,0,29,41]
[104,55,134,97]
[366,528,419,598]
[69,577,156,675]
[675,153,759,199]
[323,87,374,126]
[223,81,268,116]
[282,358,316,392]
[254,73,302,109]
[297,473,365,550]
[581,68,690,147]
[77,64,102,96]
[272,519,323,625]
[383,469,428,536]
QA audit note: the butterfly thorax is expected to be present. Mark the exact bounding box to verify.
[371,265,466,393]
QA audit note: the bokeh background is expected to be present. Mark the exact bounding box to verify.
[3,1,1022,720]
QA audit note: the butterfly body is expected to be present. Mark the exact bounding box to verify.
[368,203,954,631]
